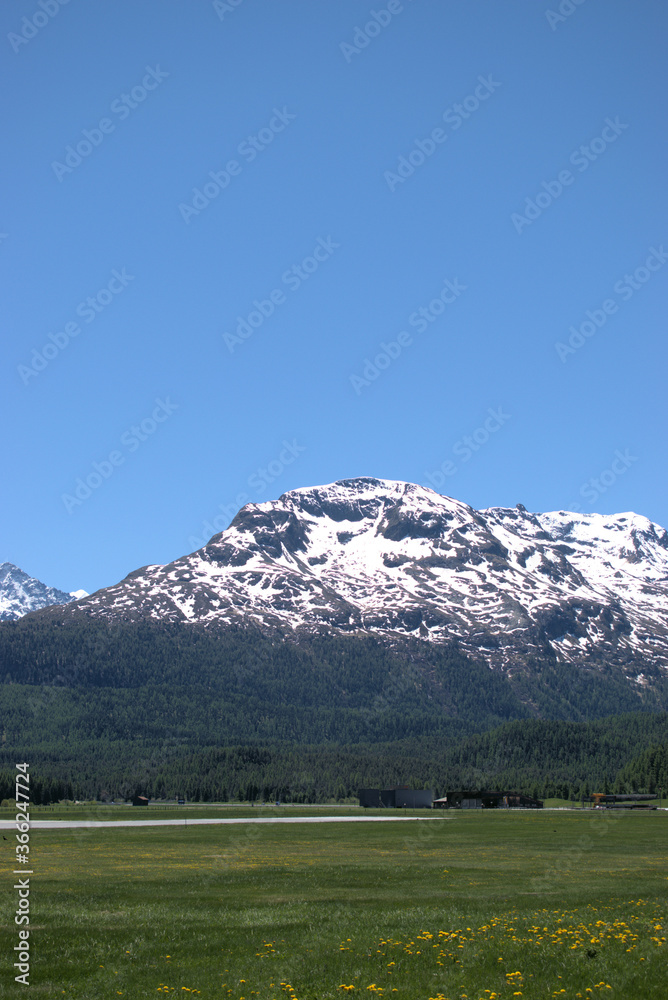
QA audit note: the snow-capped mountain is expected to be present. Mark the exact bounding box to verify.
[40,478,668,680]
[0,562,86,621]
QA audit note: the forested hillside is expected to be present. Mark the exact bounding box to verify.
[1,618,664,742]
[1,617,665,803]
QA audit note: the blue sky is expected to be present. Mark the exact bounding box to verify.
[1,0,666,595]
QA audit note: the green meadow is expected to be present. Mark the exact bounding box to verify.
[1,809,666,999]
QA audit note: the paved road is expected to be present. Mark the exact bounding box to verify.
[1,815,445,830]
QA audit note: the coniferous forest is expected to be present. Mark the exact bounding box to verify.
[0,616,666,803]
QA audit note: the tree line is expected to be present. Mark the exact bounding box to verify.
[1,714,665,804]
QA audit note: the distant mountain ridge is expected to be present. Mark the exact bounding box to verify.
[0,562,86,621]
[30,478,668,685]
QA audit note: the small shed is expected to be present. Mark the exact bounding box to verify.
[132,795,149,807]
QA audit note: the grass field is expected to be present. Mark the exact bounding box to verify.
[1,809,666,999]
[0,804,399,822]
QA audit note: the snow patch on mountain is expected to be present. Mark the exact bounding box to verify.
[0,562,83,621]
[36,478,668,677]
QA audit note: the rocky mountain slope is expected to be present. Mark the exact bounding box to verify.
[36,478,668,681]
[0,562,86,621]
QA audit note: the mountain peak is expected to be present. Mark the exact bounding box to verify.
[33,478,668,685]
[0,562,81,621]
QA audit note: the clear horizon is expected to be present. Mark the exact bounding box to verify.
[1,1,666,595]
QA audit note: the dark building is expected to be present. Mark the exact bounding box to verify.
[132,795,149,806]
[358,787,433,808]
[433,790,543,809]
[584,793,658,809]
